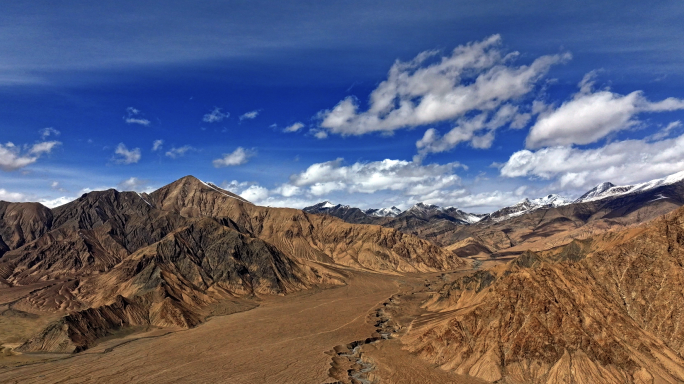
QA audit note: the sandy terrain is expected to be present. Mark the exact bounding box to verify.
[0,268,405,383]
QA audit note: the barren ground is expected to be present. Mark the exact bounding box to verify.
[0,265,486,384]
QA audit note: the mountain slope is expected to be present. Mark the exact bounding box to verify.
[1,175,465,353]
[402,205,684,383]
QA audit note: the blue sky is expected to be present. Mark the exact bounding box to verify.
[2,1,684,212]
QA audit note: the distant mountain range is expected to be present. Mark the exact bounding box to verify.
[305,170,684,256]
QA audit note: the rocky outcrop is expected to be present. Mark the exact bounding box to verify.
[403,206,684,383]
[0,201,52,255]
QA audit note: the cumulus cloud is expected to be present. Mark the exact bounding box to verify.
[124,107,151,126]
[310,129,328,139]
[39,196,73,208]
[525,72,684,148]
[113,143,141,164]
[152,139,164,151]
[287,158,464,196]
[415,104,530,160]
[39,127,60,139]
[406,189,523,210]
[117,177,151,192]
[212,147,253,167]
[165,145,195,158]
[203,107,229,123]
[239,110,259,121]
[284,122,304,133]
[0,188,26,201]
[0,141,61,171]
[501,132,684,190]
[218,159,522,212]
[317,35,569,138]
[221,180,325,208]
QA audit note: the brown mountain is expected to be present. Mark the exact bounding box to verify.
[303,174,684,265]
[402,205,684,383]
[0,176,463,353]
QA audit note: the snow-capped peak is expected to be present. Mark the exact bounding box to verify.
[320,201,336,208]
[488,194,570,222]
[575,170,684,204]
[407,202,441,213]
[530,194,571,208]
[575,182,616,203]
[366,206,402,217]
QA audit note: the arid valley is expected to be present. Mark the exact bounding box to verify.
[2,173,684,383]
[2,4,684,382]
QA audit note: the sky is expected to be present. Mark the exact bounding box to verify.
[1,0,684,213]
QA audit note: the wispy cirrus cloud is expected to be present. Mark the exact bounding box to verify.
[39,127,60,139]
[239,110,259,121]
[152,139,164,151]
[203,107,229,123]
[284,122,304,132]
[165,145,196,158]
[124,107,151,126]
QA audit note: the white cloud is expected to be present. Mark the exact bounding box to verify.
[647,121,682,141]
[239,185,269,202]
[501,132,684,190]
[239,110,259,120]
[113,143,141,164]
[317,35,569,137]
[50,181,67,192]
[117,177,151,192]
[221,180,321,208]
[39,196,74,208]
[39,127,60,139]
[311,129,328,139]
[273,184,301,197]
[152,139,164,151]
[284,122,304,132]
[29,141,60,155]
[525,73,684,148]
[124,107,151,126]
[0,141,61,171]
[288,158,464,196]
[203,107,229,123]
[0,188,26,201]
[212,147,253,167]
[407,189,523,209]
[165,145,195,158]
[415,104,530,159]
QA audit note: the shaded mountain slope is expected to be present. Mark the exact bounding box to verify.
[150,176,465,272]
[0,202,52,256]
[403,206,684,383]
[1,175,464,353]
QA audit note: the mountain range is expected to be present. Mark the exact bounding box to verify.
[3,171,684,383]
[305,170,684,259]
[0,176,461,354]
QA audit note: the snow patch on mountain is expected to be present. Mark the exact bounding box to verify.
[575,170,684,203]
[365,206,402,217]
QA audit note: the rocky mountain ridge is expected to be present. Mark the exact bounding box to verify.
[403,204,684,383]
[0,175,464,353]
